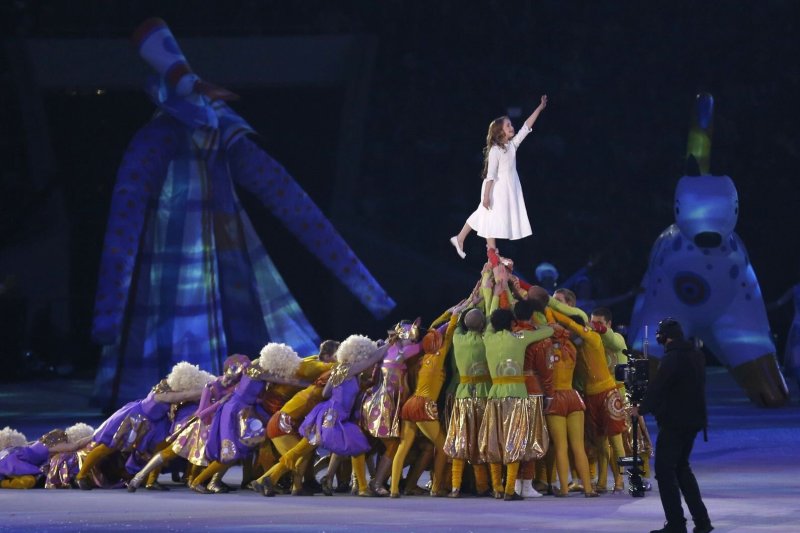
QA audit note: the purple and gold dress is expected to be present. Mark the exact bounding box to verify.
[92,388,171,457]
[0,442,48,481]
[360,341,421,439]
[205,367,269,464]
[45,441,123,489]
[300,375,370,456]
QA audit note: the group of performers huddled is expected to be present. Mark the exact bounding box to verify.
[0,248,652,501]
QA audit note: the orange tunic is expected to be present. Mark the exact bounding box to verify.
[401,315,458,421]
[512,320,554,397]
[549,309,616,396]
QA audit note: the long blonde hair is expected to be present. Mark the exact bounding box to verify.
[481,116,508,179]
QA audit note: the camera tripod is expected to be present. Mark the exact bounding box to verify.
[617,407,647,497]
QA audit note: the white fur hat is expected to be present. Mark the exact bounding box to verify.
[167,361,216,392]
[65,423,95,444]
[0,426,27,450]
[336,334,377,364]
[258,343,301,379]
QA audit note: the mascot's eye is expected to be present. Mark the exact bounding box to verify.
[675,207,680,215]
[734,207,739,215]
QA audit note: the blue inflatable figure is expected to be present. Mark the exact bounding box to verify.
[627,93,789,407]
[91,19,395,407]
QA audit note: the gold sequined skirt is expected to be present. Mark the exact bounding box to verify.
[443,397,487,463]
[170,417,210,467]
[623,413,653,456]
[478,396,549,464]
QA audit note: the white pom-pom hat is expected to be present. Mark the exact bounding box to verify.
[336,334,377,365]
[167,361,216,392]
[65,423,95,444]
[258,343,301,379]
[0,426,28,450]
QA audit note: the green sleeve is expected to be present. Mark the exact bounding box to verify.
[548,296,589,323]
[601,329,627,352]
[522,326,554,343]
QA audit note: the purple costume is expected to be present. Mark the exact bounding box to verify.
[92,390,171,474]
[205,369,269,464]
[300,377,370,456]
[0,442,48,479]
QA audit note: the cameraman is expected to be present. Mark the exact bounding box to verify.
[630,318,713,533]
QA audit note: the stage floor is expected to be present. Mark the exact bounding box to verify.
[1,368,799,533]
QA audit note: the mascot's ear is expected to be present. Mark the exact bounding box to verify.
[413,317,422,328]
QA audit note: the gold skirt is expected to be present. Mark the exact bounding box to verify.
[478,396,548,464]
[623,413,653,456]
[170,417,210,467]
[443,397,487,463]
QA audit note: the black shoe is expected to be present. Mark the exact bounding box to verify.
[368,478,389,497]
[76,477,93,491]
[250,479,275,497]
[303,479,323,494]
[584,491,599,498]
[190,483,212,494]
[448,489,461,498]
[249,479,266,496]
[532,481,550,494]
[207,480,231,493]
[693,522,714,533]
[334,482,352,493]
[258,477,277,497]
[321,476,334,496]
[145,481,170,491]
[650,521,688,533]
[504,492,524,501]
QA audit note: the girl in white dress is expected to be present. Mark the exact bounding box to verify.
[451,95,548,258]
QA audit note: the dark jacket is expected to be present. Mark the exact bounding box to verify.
[640,339,707,432]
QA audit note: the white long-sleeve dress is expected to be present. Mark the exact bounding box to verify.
[466,124,533,240]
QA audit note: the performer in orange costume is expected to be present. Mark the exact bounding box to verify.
[548,301,627,494]
[389,314,459,498]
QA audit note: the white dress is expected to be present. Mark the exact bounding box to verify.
[466,124,533,240]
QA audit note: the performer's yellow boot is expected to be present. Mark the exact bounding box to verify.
[417,420,447,496]
[489,463,504,498]
[253,437,315,496]
[0,475,37,489]
[593,436,609,492]
[189,461,228,494]
[352,454,371,496]
[450,458,465,496]
[566,412,596,497]
[503,462,522,500]
[76,443,115,489]
[390,421,417,497]
[473,463,490,494]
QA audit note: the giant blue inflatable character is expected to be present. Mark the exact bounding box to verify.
[91,19,395,406]
[628,93,788,407]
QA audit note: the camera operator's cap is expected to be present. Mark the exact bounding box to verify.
[656,317,684,340]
